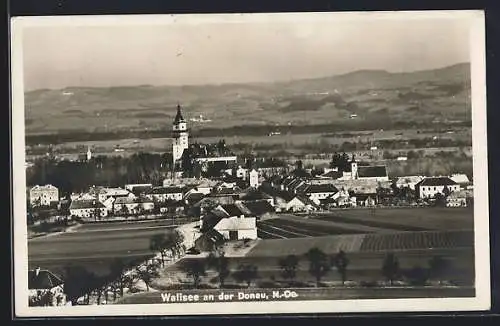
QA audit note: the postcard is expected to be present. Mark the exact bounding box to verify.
[11,10,490,317]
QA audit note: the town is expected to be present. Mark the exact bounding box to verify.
[27,104,474,307]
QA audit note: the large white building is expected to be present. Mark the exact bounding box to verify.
[29,185,59,207]
[416,177,461,199]
[172,104,189,164]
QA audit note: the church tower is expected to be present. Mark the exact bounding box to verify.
[350,154,358,180]
[172,104,189,164]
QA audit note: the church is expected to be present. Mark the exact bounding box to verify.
[171,104,237,175]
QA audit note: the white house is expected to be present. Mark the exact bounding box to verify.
[394,176,425,190]
[69,199,108,219]
[301,184,339,205]
[416,177,460,199]
[446,190,468,207]
[29,185,59,207]
[113,197,155,215]
[125,183,153,192]
[214,217,257,241]
[286,196,319,212]
[145,186,186,202]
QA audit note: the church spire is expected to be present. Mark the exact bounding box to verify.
[174,103,185,124]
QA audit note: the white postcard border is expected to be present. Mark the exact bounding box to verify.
[11,10,490,317]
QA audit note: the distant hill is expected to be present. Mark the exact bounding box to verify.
[24,63,471,136]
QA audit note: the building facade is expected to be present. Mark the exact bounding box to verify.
[29,185,59,207]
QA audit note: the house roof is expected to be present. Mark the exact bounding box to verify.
[242,200,276,216]
[395,176,425,184]
[417,177,458,187]
[30,184,58,192]
[201,212,226,232]
[357,165,388,178]
[303,184,339,194]
[148,186,187,195]
[239,189,273,201]
[185,192,206,205]
[215,216,256,231]
[28,269,64,290]
[114,196,153,204]
[69,199,106,210]
[291,195,319,207]
[450,174,470,184]
[219,203,249,217]
[320,170,343,179]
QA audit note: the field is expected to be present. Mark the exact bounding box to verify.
[27,218,192,277]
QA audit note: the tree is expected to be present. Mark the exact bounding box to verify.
[63,265,94,305]
[109,258,131,298]
[165,229,185,260]
[305,247,331,287]
[180,259,206,288]
[233,264,259,288]
[382,253,400,286]
[135,262,160,292]
[428,256,451,282]
[150,234,168,266]
[279,255,299,285]
[332,250,350,285]
[206,250,230,288]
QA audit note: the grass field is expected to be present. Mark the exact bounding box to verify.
[311,207,474,231]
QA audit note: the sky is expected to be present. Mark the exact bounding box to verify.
[19,13,473,91]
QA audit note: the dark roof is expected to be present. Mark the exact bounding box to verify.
[239,189,273,201]
[69,199,106,210]
[173,104,185,124]
[261,188,295,202]
[303,184,339,194]
[131,185,153,195]
[184,192,206,205]
[242,200,275,216]
[357,166,388,178]
[417,177,458,187]
[201,212,225,232]
[321,170,343,179]
[211,187,241,196]
[28,269,64,290]
[148,186,186,195]
[220,204,247,217]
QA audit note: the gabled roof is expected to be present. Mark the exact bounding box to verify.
[450,174,470,184]
[320,170,343,179]
[242,200,275,216]
[290,195,319,207]
[30,184,58,191]
[395,176,425,184]
[219,203,249,217]
[303,184,339,194]
[417,177,458,187]
[357,165,388,178]
[184,192,206,205]
[148,186,187,195]
[69,199,106,210]
[28,269,64,290]
[239,189,273,201]
[201,212,226,232]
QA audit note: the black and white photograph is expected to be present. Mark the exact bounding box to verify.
[11,11,490,316]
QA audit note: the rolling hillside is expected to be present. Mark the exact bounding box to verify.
[24,63,471,136]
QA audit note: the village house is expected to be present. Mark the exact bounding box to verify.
[69,199,108,219]
[300,184,339,205]
[336,157,390,182]
[450,173,471,187]
[159,200,186,215]
[446,190,468,207]
[416,177,460,199]
[124,183,153,196]
[89,186,135,203]
[241,200,276,220]
[29,184,59,207]
[145,186,187,202]
[394,176,425,190]
[286,195,320,212]
[28,267,66,306]
[113,196,155,215]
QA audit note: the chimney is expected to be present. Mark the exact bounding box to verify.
[35,267,41,276]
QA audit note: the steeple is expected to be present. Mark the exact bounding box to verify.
[174,104,185,124]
